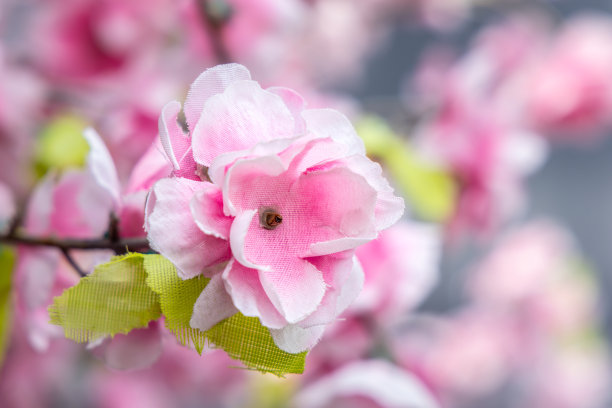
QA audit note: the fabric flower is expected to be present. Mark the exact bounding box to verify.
[145,63,404,352]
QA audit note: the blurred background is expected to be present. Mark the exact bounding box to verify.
[1,0,612,407]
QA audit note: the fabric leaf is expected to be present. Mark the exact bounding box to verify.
[143,254,306,376]
[49,253,161,343]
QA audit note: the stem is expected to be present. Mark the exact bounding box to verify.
[0,233,150,253]
[60,248,87,277]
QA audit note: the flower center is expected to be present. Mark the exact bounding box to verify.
[260,208,283,230]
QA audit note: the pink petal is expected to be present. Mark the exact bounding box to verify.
[146,178,230,279]
[270,324,325,353]
[223,155,287,216]
[17,247,60,310]
[258,258,326,324]
[158,100,187,170]
[24,173,56,235]
[0,182,15,234]
[190,274,238,331]
[52,170,114,239]
[343,154,405,231]
[222,259,287,329]
[183,63,251,132]
[190,183,233,239]
[83,128,120,209]
[101,322,163,371]
[191,80,296,166]
[301,109,365,156]
[267,86,307,134]
[125,139,172,194]
[229,209,269,271]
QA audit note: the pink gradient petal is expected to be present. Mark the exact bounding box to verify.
[184,63,251,132]
[190,274,238,331]
[0,183,15,234]
[17,247,60,310]
[301,109,365,156]
[125,139,172,194]
[258,258,326,324]
[83,128,121,209]
[229,209,269,271]
[146,178,230,279]
[222,259,287,329]
[270,324,325,354]
[191,80,295,166]
[223,155,287,216]
[190,183,232,239]
[158,100,186,170]
[267,86,307,134]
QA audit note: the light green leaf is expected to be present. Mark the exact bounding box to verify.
[144,254,307,376]
[35,114,90,177]
[49,253,161,343]
[0,246,15,367]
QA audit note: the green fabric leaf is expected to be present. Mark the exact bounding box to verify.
[49,253,161,343]
[144,254,306,376]
[0,247,15,367]
[35,114,90,177]
[356,115,457,222]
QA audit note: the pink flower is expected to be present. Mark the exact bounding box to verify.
[524,15,612,137]
[145,64,404,352]
[295,360,439,408]
[354,221,440,323]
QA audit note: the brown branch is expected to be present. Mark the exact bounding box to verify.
[60,247,87,277]
[198,0,233,64]
[0,234,150,253]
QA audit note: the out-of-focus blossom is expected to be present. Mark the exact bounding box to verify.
[0,48,47,193]
[146,63,404,353]
[0,183,15,234]
[26,0,178,84]
[354,221,440,323]
[523,15,612,137]
[393,312,518,405]
[295,360,439,408]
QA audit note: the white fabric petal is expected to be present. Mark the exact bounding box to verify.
[190,274,238,331]
[301,109,366,156]
[335,256,365,315]
[222,259,287,329]
[184,63,251,132]
[158,100,184,170]
[83,128,120,209]
[146,178,230,279]
[270,324,325,354]
[307,236,375,257]
[191,80,296,166]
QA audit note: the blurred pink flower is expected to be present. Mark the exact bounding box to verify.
[295,360,439,408]
[354,221,440,323]
[146,64,404,352]
[525,15,612,137]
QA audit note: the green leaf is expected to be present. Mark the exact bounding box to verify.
[35,115,90,177]
[49,253,161,343]
[144,254,307,376]
[0,247,15,367]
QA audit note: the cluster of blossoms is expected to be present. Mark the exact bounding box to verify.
[145,63,404,352]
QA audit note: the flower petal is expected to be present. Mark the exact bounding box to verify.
[301,109,365,156]
[184,63,251,132]
[83,127,120,209]
[229,209,270,271]
[101,322,163,371]
[190,273,238,331]
[191,80,296,166]
[270,324,325,353]
[146,178,230,279]
[258,258,326,324]
[190,183,232,239]
[222,259,287,329]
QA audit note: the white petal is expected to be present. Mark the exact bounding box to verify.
[190,274,238,331]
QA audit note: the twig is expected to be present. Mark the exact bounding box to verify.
[0,234,150,253]
[198,0,233,64]
[60,247,87,277]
